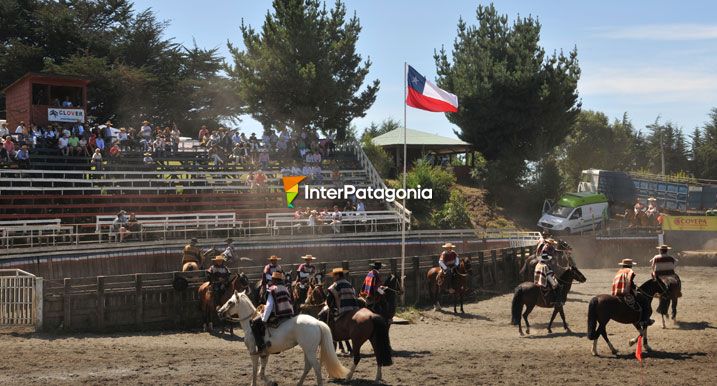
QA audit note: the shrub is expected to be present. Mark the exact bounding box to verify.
[431,190,471,229]
[361,138,392,178]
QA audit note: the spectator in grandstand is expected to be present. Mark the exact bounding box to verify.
[249,132,259,151]
[95,135,106,152]
[356,199,366,212]
[198,125,209,141]
[277,130,289,151]
[16,144,30,168]
[331,167,341,185]
[73,122,85,137]
[112,210,129,242]
[308,209,318,233]
[253,170,267,190]
[262,130,272,148]
[109,141,121,157]
[1,135,15,162]
[78,134,89,156]
[58,132,70,156]
[209,145,225,168]
[117,128,129,149]
[68,133,80,156]
[331,205,342,234]
[62,96,73,108]
[259,148,270,169]
[29,124,42,148]
[127,212,142,240]
[139,120,151,139]
[91,148,103,170]
[143,152,155,165]
[0,122,8,138]
[102,121,114,145]
[153,135,166,157]
[231,130,242,146]
[15,121,26,137]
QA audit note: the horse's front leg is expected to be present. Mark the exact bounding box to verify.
[460,290,465,314]
[662,313,667,329]
[523,304,535,335]
[250,355,259,386]
[672,298,678,321]
[643,327,652,352]
[547,307,559,334]
[558,306,571,333]
[453,292,458,314]
[259,355,273,386]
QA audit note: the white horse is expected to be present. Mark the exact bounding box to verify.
[217,290,349,386]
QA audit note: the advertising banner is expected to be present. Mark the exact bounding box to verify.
[662,215,717,231]
[48,108,85,123]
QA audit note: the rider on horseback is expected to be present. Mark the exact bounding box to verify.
[534,252,559,304]
[650,245,681,297]
[611,258,654,326]
[296,254,317,288]
[439,243,460,294]
[360,261,386,312]
[221,238,235,263]
[327,268,360,320]
[251,271,294,356]
[262,255,283,290]
[207,255,230,308]
[182,238,203,268]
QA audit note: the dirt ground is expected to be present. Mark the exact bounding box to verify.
[1,267,715,385]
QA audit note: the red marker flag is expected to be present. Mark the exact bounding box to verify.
[635,335,643,363]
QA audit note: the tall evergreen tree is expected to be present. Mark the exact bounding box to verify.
[434,3,581,189]
[226,0,379,139]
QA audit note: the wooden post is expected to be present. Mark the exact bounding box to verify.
[412,256,420,305]
[490,250,498,287]
[478,251,485,288]
[135,274,143,330]
[96,276,105,332]
[501,249,509,286]
[389,258,398,274]
[63,278,72,331]
[511,247,519,283]
[172,272,182,328]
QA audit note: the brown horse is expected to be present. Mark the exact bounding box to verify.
[427,257,472,313]
[198,272,249,334]
[297,273,327,317]
[655,274,682,328]
[322,308,393,383]
[518,241,574,282]
[587,278,667,356]
[181,248,220,272]
[510,265,587,335]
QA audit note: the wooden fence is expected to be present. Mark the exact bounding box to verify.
[42,246,534,332]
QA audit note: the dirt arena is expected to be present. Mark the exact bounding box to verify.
[1,267,715,385]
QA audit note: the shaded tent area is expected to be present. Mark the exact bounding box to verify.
[371,127,473,177]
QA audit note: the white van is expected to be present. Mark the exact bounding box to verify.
[538,192,608,234]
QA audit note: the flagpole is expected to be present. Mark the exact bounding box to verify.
[401,62,407,305]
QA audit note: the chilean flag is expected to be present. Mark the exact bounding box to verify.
[406,65,458,113]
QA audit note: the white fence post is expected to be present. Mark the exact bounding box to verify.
[35,277,43,331]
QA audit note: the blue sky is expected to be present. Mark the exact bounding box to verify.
[134,0,717,138]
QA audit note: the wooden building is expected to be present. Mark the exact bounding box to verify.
[3,72,89,129]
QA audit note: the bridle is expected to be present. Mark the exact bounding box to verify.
[220,294,257,323]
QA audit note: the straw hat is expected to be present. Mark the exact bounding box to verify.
[269,255,281,262]
[648,197,657,202]
[117,210,127,216]
[190,238,198,244]
[546,238,558,245]
[105,121,113,126]
[301,254,316,260]
[143,152,152,156]
[331,267,348,275]
[225,238,234,244]
[442,242,456,249]
[271,271,285,281]
[539,252,552,261]
[369,261,383,270]
[212,255,226,263]
[656,244,672,250]
[142,120,150,125]
[120,127,126,132]
[618,258,636,267]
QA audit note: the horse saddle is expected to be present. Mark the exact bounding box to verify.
[619,295,641,313]
[265,315,291,330]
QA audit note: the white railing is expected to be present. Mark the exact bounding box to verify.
[95,212,242,242]
[349,139,412,225]
[0,269,42,330]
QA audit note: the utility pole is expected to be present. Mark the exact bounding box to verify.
[660,130,666,176]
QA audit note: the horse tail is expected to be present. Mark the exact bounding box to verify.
[510,286,523,325]
[370,314,393,367]
[587,296,599,340]
[318,321,350,379]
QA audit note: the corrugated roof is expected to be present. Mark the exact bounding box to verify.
[371,127,470,147]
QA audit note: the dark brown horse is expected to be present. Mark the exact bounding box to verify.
[655,274,682,328]
[198,272,249,334]
[587,278,667,356]
[297,272,326,317]
[511,265,586,335]
[322,308,393,383]
[427,257,472,313]
[518,240,574,282]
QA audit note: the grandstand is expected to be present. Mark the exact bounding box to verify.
[0,140,410,249]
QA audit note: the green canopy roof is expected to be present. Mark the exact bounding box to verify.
[558,192,608,208]
[371,127,471,151]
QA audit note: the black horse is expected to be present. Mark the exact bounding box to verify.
[587,278,668,356]
[511,265,587,335]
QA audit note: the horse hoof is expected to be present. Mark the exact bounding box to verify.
[547,329,552,334]
[591,350,598,357]
[611,350,618,356]
[565,328,572,334]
